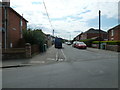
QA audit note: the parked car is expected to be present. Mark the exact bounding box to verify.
[74,42,87,49]
[67,42,71,45]
[65,42,71,45]
[72,41,79,47]
[65,42,69,44]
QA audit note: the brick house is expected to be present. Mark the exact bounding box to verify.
[108,24,120,41]
[0,2,2,49]
[80,28,107,40]
[1,1,28,48]
[73,33,83,41]
[45,34,55,47]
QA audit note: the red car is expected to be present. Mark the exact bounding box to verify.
[74,42,87,49]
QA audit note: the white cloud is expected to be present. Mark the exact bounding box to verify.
[8,0,119,39]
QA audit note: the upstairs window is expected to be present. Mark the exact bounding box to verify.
[20,19,23,26]
[111,30,114,36]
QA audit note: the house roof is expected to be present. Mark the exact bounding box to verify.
[1,2,28,22]
[9,7,28,22]
[74,33,83,38]
[108,24,120,32]
[84,28,107,34]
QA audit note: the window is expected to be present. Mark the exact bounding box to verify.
[12,28,16,30]
[111,30,114,36]
[21,20,23,26]
[111,38,114,41]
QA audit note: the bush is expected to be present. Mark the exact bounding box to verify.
[92,41,120,45]
[79,39,96,47]
[23,29,46,52]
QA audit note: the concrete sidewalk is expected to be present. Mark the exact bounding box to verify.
[1,45,61,68]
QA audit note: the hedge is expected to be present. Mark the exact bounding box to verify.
[92,41,120,45]
[79,39,96,47]
[23,29,46,52]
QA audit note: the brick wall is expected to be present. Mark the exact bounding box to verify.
[2,48,26,60]
[87,33,107,40]
[2,7,27,48]
[108,25,120,41]
[81,33,87,40]
[92,44,120,52]
[2,43,33,60]
[8,8,21,48]
[31,45,40,55]
[106,45,120,52]
[108,29,120,41]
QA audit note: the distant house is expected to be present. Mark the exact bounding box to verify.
[1,1,28,48]
[80,28,107,40]
[73,33,83,41]
[108,24,120,41]
[45,34,55,47]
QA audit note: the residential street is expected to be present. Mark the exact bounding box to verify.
[2,44,118,88]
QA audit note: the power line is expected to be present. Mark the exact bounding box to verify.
[42,0,54,31]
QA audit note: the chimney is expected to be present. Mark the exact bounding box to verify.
[2,0,10,7]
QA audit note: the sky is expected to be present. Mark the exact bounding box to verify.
[1,0,119,40]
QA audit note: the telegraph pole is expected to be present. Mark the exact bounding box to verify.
[99,10,101,49]
[53,29,54,37]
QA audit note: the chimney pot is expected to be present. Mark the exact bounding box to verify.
[2,0,10,7]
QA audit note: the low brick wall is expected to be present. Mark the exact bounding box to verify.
[2,44,43,60]
[92,44,99,48]
[47,40,52,48]
[92,44,120,52]
[31,45,40,55]
[2,48,26,60]
[106,45,120,52]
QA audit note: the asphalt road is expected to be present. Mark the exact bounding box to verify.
[2,44,118,88]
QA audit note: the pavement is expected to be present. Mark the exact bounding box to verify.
[1,45,65,68]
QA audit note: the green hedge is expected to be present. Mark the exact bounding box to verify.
[79,39,96,47]
[23,29,46,52]
[92,41,120,45]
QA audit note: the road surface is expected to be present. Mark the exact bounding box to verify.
[2,44,118,88]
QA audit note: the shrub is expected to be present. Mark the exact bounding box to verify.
[92,41,120,45]
[23,29,46,52]
[79,39,96,47]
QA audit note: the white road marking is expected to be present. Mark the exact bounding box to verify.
[47,58,55,61]
[30,61,45,64]
[58,59,64,61]
[56,51,58,61]
[61,49,67,61]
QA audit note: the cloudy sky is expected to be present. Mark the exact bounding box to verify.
[1,0,119,39]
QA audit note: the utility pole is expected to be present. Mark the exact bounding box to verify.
[99,10,101,49]
[53,29,54,37]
